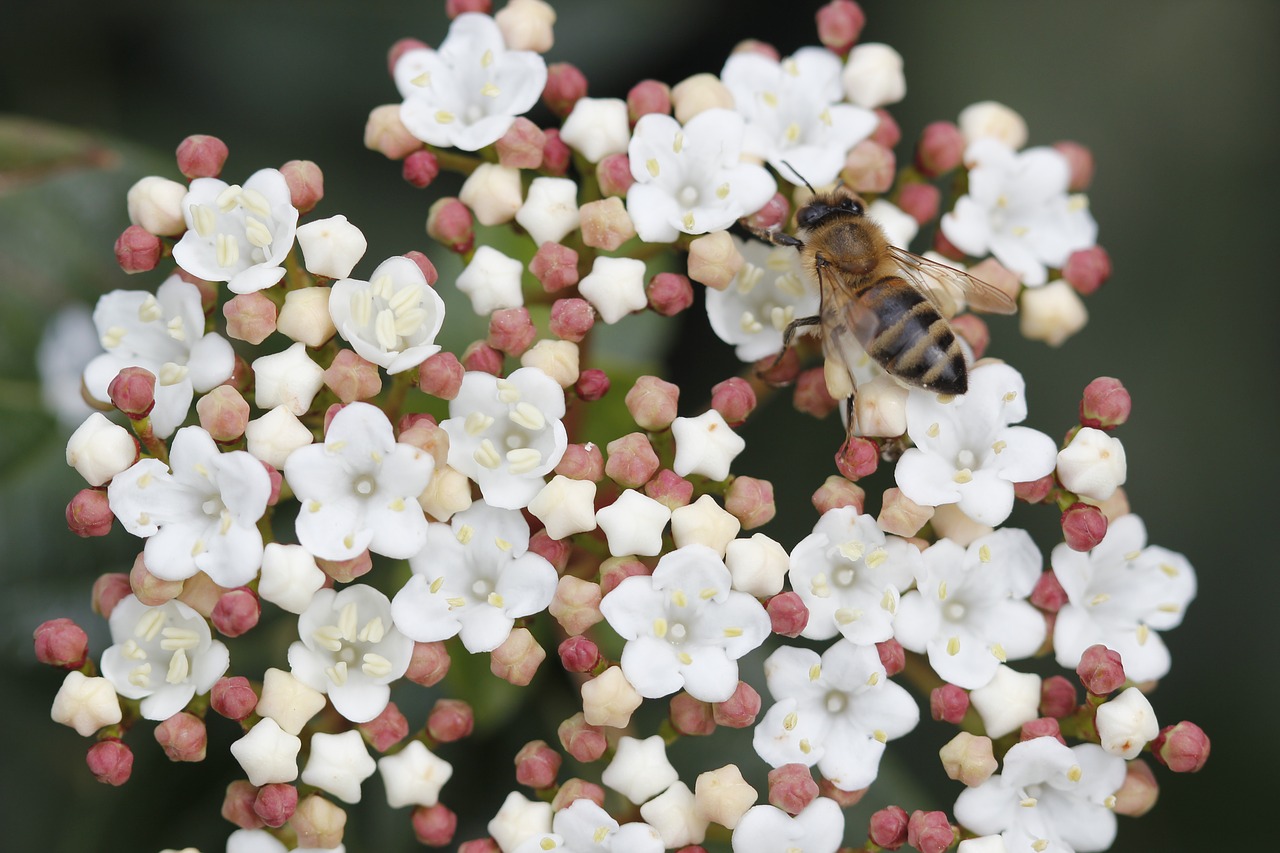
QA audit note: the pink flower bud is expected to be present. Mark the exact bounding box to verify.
[253,783,298,828]
[711,377,757,426]
[571,368,607,402]
[487,307,537,357]
[1077,643,1126,696]
[552,779,606,813]
[1063,245,1112,295]
[765,764,818,816]
[646,272,694,316]
[914,121,965,177]
[558,635,601,673]
[427,698,475,743]
[108,366,156,418]
[322,349,382,404]
[413,804,459,847]
[1040,675,1078,719]
[211,587,260,638]
[945,315,989,363]
[541,128,571,176]
[114,225,162,273]
[596,153,634,197]
[792,367,839,419]
[404,249,440,285]
[515,740,562,790]
[626,375,679,430]
[670,692,716,736]
[723,476,773,530]
[755,346,801,387]
[446,0,490,17]
[1053,140,1095,191]
[766,591,809,638]
[811,475,865,515]
[223,779,266,829]
[211,676,258,721]
[458,840,500,853]
[868,805,909,849]
[1113,758,1159,817]
[33,618,89,668]
[871,108,901,148]
[531,243,581,294]
[876,638,906,677]
[530,530,572,573]
[496,117,546,170]
[223,292,278,345]
[402,150,441,188]
[1079,376,1130,429]
[387,37,429,75]
[1030,571,1068,616]
[92,572,131,619]
[490,627,545,686]
[932,227,965,260]
[907,810,954,853]
[645,468,694,510]
[357,701,410,753]
[544,62,588,117]
[86,739,133,786]
[66,488,114,538]
[835,435,878,480]
[730,39,780,61]
[896,182,940,226]
[604,432,660,489]
[558,713,608,762]
[1062,502,1107,551]
[195,385,250,442]
[1152,721,1210,773]
[176,134,229,179]
[155,711,207,762]
[930,684,969,724]
[1014,474,1055,504]
[556,442,604,481]
[816,779,865,807]
[1020,717,1065,745]
[712,681,761,728]
[406,641,452,687]
[316,550,373,584]
[462,340,504,376]
[416,351,465,401]
[130,552,182,606]
[579,197,636,251]
[841,140,895,193]
[427,197,475,254]
[627,79,671,123]
[816,0,866,55]
[261,461,283,507]
[280,159,324,214]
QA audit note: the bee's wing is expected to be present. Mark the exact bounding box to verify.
[886,246,1018,316]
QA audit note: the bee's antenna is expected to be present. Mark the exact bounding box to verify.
[779,160,816,195]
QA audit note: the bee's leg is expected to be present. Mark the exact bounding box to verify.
[845,393,856,437]
[735,219,804,250]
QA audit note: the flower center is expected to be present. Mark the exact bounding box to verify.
[677,185,700,207]
[354,474,376,496]
[833,565,857,588]
[823,690,849,715]
[668,622,688,643]
[943,601,966,622]
[956,449,977,469]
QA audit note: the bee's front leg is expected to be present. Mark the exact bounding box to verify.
[735,219,805,250]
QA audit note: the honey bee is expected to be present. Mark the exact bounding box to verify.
[743,184,1016,427]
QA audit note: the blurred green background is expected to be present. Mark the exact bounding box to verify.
[2,1,1275,850]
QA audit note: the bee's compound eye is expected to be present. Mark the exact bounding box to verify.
[840,198,864,216]
[797,203,829,228]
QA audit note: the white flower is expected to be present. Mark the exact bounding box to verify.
[441,367,568,510]
[50,671,122,736]
[528,475,597,540]
[732,798,845,853]
[126,175,187,236]
[287,584,413,723]
[66,413,136,487]
[559,97,631,163]
[595,489,672,557]
[958,101,1029,149]
[379,740,454,808]
[599,544,771,702]
[329,256,447,374]
[395,12,547,152]
[725,533,790,597]
[626,108,776,243]
[229,717,302,786]
[99,595,230,721]
[296,214,368,279]
[894,529,1046,689]
[705,235,820,362]
[244,405,313,469]
[1051,514,1196,683]
[894,362,1058,526]
[516,799,663,853]
[1095,687,1159,759]
[577,256,648,324]
[172,168,298,294]
[391,501,558,653]
[285,401,434,561]
[639,782,707,849]
[251,342,326,417]
[753,641,919,791]
[720,46,877,185]
[868,198,919,248]
[968,665,1041,739]
[1056,427,1126,501]
[515,177,580,246]
[954,738,1126,853]
[108,426,270,586]
[83,275,235,437]
[601,735,679,804]
[258,543,327,614]
[842,42,907,108]
[489,791,554,853]
[256,667,327,735]
[671,410,746,481]
[37,303,98,429]
[456,245,526,315]
[301,730,377,804]
[787,506,921,644]
[460,162,524,225]
[941,139,1097,286]
[957,837,1009,853]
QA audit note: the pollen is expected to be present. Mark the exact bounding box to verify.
[244,216,273,249]
[410,71,430,88]
[480,49,494,68]
[166,316,186,341]
[873,729,887,743]
[474,439,502,470]
[326,661,349,686]
[487,592,505,608]
[653,618,668,638]
[938,581,948,600]
[798,738,812,754]
[136,609,167,642]
[358,617,386,644]
[783,711,798,731]
[991,440,1007,454]
[1136,623,1150,645]
[671,589,688,608]
[784,122,801,144]
[739,310,764,334]
[495,537,512,552]
[991,643,1007,661]
[946,636,961,656]
[834,607,861,625]
[1032,840,1049,853]
[646,158,660,177]
[435,110,456,125]
[541,839,557,852]
[865,547,887,568]
[927,422,940,438]
[1160,562,1179,577]
[388,498,405,512]
[819,108,832,126]
[215,232,240,268]
[953,467,974,484]
[1089,592,1111,607]
[481,82,500,98]
[699,587,717,600]
[723,626,743,638]
[1067,764,1083,782]
[677,652,693,665]
[762,91,778,108]
[682,211,696,231]
[808,664,821,681]
[215,185,242,212]
[191,203,217,238]
[1003,390,1018,403]
[673,131,684,153]
[509,401,546,431]
[464,411,494,436]
[456,524,475,544]
[716,182,730,199]
[496,379,521,403]
[979,544,992,562]
[1020,797,1038,808]
[102,325,128,349]
[429,577,445,594]
[838,541,865,561]
[507,447,543,474]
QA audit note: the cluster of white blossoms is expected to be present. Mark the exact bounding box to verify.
[40,3,1209,853]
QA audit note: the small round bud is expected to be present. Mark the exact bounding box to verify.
[558,635,601,673]
[671,73,734,123]
[1077,643,1126,696]
[766,592,809,638]
[290,794,347,850]
[426,197,475,254]
[605,433,659,489]
[627,79,671,123]
[841,139,895,193]
[1014,474,1055,504]
[33,618,89,668]
[1079,376,1130,430]
[405,641,451,687]
[930,683,969,724]
[1053,140,1095,191]
[490,628,545,686]
[811,474,865,515]
[458,840,501,853]
[155,711,207,762]
[114,225,162,273]
[427,698,475,744]
[1061,502,1108,551]
[316,550,372,584]
[446,0,490,17]
[754,346,800,387]
[1152,721,1210,773]
[896,182,941,226]
[868,805,909,849]
[1019,716,1064,745]
[1113,758,1159,817]
[413,804,459,847]
[626,375,679,430]
[710,377,756,425]
[940,732,999,787]
[1062,245,1112,295]
[578,197,635,251]
[871,108,901,148]
[130,552,182,606]
[687,230,743,291]
[514,740,562,790]
[223,292,278,345]
[254,783,298,828]
[647,272,694,316]
[792,367,839,419]
[359,701,410,753]
[86,739,133,786]
[66,413,138,487]
[958,100,1028,149]
[767,764,818,816]
[196,385,251,442]
[644,468,694,510]
[949,313,989,360]
[323,349,382,404]
[1030,570,1068,612]
[1020,280,1088,347]
[731,39,780,61]
[816,0,866,54]
[211,675,258,721]
[92,573,131,619]
[915,121,965,177]
[670,692,716,736]
[544,62,588,117]
[126,176,186,236]
[402,149,440,188]
[877,487,934,539]
[176,134,229,179]
[540,128,571,176]
[556,442,604,481]
[876,638,906,677]
[551,778,606,812]
[462,340,504,376]
[712,681,761,728]
[575,368,610,401]
[66,488,114,538]
[416,351,465,401]
[108,367,156,418]
[1040,675,1078,719]
[907,810,954,853]
[725,476,775,529]
[488,307,537,357]
[531,243,581,293]
[223,779,266,829]
[279,159,323,214]
[835,435,878,480]
[558,713,608,763]
[211,587,260,637]
[496,117,546,170]
[596,153,634,198]
[366,103,422,160]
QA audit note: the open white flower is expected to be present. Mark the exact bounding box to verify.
[705,235,819,363]
[329,255,447,374]
[514,799,663,853]
[732,799,845,853]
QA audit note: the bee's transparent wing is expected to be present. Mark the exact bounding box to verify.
[886,246,1018,316]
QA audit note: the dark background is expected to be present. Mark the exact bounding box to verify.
[1,1,1275,851]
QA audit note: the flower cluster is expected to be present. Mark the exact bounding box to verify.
[40,2,1207,852]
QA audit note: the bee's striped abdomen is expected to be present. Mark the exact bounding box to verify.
[855,276,967,395]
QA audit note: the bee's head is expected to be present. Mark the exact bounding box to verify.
[797,190,866,229]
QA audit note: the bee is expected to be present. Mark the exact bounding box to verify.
[743,184,1016,428]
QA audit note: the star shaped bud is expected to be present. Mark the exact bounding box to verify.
[379,740,454,808]
[391,501,558,653]
[639,782,708,849]
[107,426,270,587]
[252,342,326,417]
[83,276,236,437]
[329,256,447,374]
[488,791,554,853]
[1095,687,1159,759]
[720,46,878,186]
[1056,427,1127,502]
[296,214,367,279]
[705,235,819,363]
[726,533,789,597]
[600,544,771,703]
[577,256,649,324]
[731,799,845,853]
[626,108,777,243]
[98,595,230,721]
[456,245,525,315]
[559,97,631,163]
[671,410,746,481]
[301,730,377,804]
[595,489,672,557]
[244,405,313,469]
[287,584,413,723]
[968,665,1041,739]
[441,367,568,510]
[285,401,434,561]
[255,667,327,735]
[276,287,336,348]
[601,735,680,805]
[515,177,580,246]
[581,665,644,728]
[66,413,137,487]
[694,765,758,831]
[229,717,302,786]
[50,671,122,736]
[528,475,597,540]
[841,42,907,109]
[459,162,523,226]
[395,12,547,152]
[671,494,741,555]
[258,544,327,614]
[172,168,298,294]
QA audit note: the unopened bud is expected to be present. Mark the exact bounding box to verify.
[427,197,475,254]
[596,153,634,197]
[816,0,866,54]
[1019,716,1065,745]
[626,375,679,430]
[647,272,694,317]
[490,627,544,686]
[212,676,258,721]
[279,160,323,214]
[868,805,909,849]
[930,683,969,724]
[558,634,601,673]
[687,231,743,291]
[541,128,571,176]
[1062,245,1111,295]
[496,117,546,170]
[670,692,716,736]
[578,197,635,251]
[290,794,347,850]
[211,587,260,637]
[1152,721,1210,773]
[907,810,955,853]
[114,225,162,273]
[1113,758,1159,817]
[33,618,89,668]
[86,739,134,786]
[896,182,941,226]
[724,476,775,529]
[1061,501,1108,551]
[462,340,504,376]
[915,121,965,177]
[1079,376,1130,429]
[1053,140,1095,191]
[841,139,895,193]
[710,377,756,425]
[405,641,451,687]
[412,804,459,846]
[792,367,839,420]
[66,488,114,538]
[155,711,207,762]
[558,713,608,762]
[176,134,230,179]
[543,62,588,117]
[711,681,760,728]
[1076,643,1126,696]
[223,779,265,829]
[645,468,694,510]
[811,474,865,515]
[92,572,131,619]
[939,732,998,787]
[531,243,580,293]
[1040,675,1077,719]
[514,740,562,790]
[835,435,878,480]
[876,638,906,677]
[627,79,671,123]
[254,783,298,828]
[576,368,610,401]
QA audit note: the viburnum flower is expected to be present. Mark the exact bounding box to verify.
[704,235,820,362]
[395,12,548,152]
[287,584,413,723]
[940,138,1097,286]
[441,367,567,510]
[391,501,559,653]
[99,595,230,721]
[670,409,746,481]
[720,46,878,186]
[953,737,1126,853]
[752,641,919,791]
[284,401,434,561]
[107,426,271,587]
[894,362,1058,526]
[83,275,235,438]
[379,740,454,808]
[329,255,447,374]
[601,734,679,804]
[513,798,664,853]
[625,108,776,243]
[228,718,302,787]
[732,799,845,853]
[226,828,348,853]
[599,544,771,703]
[171,168,299,294]
[1051,514,1197,683]
[301,729,377,804]
[787,506,921,644]
[455,245,525,315]
[894,528,1046,689]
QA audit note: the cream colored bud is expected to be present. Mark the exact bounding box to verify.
[969,665,1041,739]
[939,732,999,787]
[127,176,188,236]
[958,100,1029,149]
[842,43,907,108]
[244,405,314,468]
[1096,686,1159,759]
[50,671,123,736]
[1019,280,1088,346]
[495,0,557,52]
[724,533,789,597]
[1057,427,1127,502]
[365,104,422,160]
[687,230,744,291]
[417,464,474,522]
[459,163,524,226]
[930,502,993,546]
[671,494,741,556]
[853,373,908,437]
[520,339,580,388]
[256,667,327,735]
[671,73,734,124]
[66,413,137,487]
[694,765,757,830]
[296,215,367,279]
[581,666,643,728]
[878,487,935,538]
[276,286,336,348]
[290,793,347,850]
